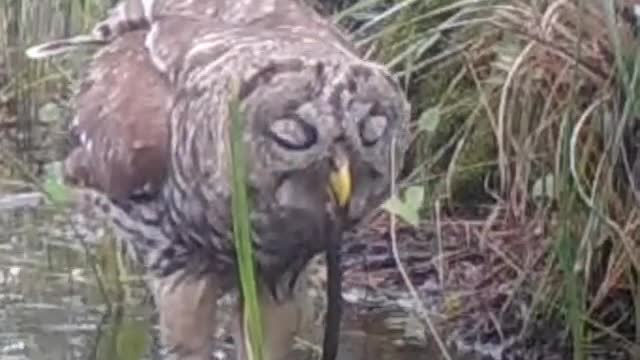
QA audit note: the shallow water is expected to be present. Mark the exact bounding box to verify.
[0,201,437,360]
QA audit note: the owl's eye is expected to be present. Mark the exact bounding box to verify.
[267,118,318,150]
[359,115,388,146]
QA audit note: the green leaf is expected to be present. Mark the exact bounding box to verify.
[404,186,424,209]
[41,161,70,205]
[43,176,71,204]
[417,106,441,133]
[382,186,426,227]
[115,318,149,360]
[382,198,416,227]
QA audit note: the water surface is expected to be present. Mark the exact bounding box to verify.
[0,201,435,360]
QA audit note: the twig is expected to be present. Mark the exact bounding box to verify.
[388,137,452,360]
[435,198,444,287]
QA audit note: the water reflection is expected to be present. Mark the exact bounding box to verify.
[0,203,432,360]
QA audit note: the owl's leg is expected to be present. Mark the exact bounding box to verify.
[151,272,222,360]
[233,276,314,360]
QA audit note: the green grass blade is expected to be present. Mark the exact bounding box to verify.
[228,81,264,360]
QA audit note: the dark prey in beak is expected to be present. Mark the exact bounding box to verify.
[266,153,350,360]
[322,204,346,360]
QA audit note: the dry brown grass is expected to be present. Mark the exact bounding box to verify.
[341,0,640,357]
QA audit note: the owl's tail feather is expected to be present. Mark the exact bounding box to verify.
[25,35,108,59]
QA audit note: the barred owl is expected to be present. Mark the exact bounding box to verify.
[27,1,410,359]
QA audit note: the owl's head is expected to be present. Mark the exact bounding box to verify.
[240,56,410,226]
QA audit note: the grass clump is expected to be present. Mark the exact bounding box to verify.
[336,0,640,358]
[0,0,109,178]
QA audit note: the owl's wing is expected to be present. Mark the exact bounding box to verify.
[64,30,170,201]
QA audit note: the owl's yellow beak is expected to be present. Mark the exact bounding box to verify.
[328,155,352,208]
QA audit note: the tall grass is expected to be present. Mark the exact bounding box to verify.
[0,0,108,178]
[336,0,640,357]
[228,82,265,360]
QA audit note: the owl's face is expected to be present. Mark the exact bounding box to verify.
[242,57,410,226]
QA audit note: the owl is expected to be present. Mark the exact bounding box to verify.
[27,1,411,359]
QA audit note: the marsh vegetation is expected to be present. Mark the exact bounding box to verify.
[1,1,640,359]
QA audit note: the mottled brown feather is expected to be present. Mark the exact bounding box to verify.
[50,2,411,359]
[64,30,170,200]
